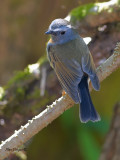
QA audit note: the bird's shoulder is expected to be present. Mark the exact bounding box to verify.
[46,38,55,53]
[46,38,58,68]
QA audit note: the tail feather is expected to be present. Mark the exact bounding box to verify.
[78,76,100,123]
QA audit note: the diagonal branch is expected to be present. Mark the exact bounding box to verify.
[0,42,120,160]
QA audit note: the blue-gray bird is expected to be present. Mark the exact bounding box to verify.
[45,18,100,123]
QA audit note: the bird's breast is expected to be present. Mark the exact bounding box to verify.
[48,38,53,44]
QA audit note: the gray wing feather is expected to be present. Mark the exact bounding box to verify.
[50,53,83,103]
[82,53,100,91]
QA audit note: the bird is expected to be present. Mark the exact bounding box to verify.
[45,18,100,123]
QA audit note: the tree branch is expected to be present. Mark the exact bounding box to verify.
[69,0,120,37]
[0,42,120,160]
[99,102,120,160]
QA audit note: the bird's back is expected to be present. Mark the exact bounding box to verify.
[48,36,90,65]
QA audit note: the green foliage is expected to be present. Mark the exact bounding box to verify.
[16,87,25,100]
[6,68,31,89]
[0,87,5,101]
[60,107,110,160]
[77,128,100,160]
[117,0,120,4]
[70,0,119,24]
[91,68,120,118]
[70,3,96,22]
[38,56,48,65]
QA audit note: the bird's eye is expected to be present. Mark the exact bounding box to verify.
[61,31,65,35]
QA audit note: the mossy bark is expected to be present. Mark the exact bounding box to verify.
[70,0,120,37]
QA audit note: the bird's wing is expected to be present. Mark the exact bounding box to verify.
[82,53,100,90]
[50,53,83,103]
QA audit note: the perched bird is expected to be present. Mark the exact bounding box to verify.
[45,18,100,123]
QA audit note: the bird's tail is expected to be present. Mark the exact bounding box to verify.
[78,76,100,123]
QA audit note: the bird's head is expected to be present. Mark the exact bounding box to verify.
[45,19,78,44]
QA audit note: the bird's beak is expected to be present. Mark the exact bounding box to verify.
[45,30,52,35]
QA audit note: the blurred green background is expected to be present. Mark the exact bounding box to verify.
[0,0,120,160]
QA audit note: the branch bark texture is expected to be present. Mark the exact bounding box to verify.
[0,42,120,160]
